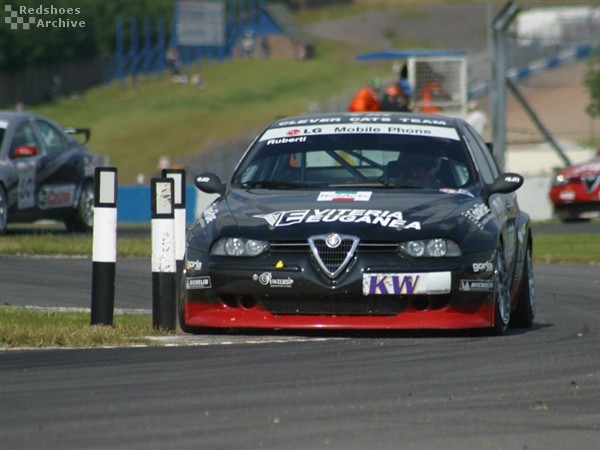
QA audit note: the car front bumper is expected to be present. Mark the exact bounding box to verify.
[182,249,497,331]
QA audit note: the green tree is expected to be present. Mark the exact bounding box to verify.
[1,0,173,71]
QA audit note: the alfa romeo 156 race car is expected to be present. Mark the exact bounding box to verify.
[0,111,100,233]
[548,150,600,222]
[181,112,535,335]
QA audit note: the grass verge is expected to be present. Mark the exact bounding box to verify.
[533,233,600,264]
[0,232,150,258]
[0,307,169,349]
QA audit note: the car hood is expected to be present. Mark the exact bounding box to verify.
[558,157,600,178]
[205,188,488,242]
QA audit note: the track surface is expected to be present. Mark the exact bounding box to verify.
[2,262,600,450]
[2,234,600,449]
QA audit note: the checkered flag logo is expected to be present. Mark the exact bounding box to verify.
[5,5,36,30]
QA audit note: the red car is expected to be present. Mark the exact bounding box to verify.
[549,150,600,222]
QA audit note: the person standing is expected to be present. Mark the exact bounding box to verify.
[466,100,488,137]
[381,80,411,112]
[348,79,382,112]
[241,31,256,58]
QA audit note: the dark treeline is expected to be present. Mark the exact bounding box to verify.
[0,0,320,72]
[1,0,174,72]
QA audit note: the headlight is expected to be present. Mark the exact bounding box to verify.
[400,239,461,257]
[552,174,576,187]
[211,238,269,257]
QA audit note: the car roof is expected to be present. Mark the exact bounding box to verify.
[0,110,44,125]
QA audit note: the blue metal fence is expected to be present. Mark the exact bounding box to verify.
[103,0,269,86]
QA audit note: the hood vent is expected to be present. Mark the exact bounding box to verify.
[308,233,359,279]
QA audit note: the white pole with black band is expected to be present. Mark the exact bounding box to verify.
[161,168,186,291]
[91,167,118,326]
[151,177,176,331]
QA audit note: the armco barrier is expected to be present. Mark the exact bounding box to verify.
[117,185,197,223]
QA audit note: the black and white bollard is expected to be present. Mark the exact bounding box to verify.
[91,167,118,326]
[151,178,176,331]
[161,169,186,288]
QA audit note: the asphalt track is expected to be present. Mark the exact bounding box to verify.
[2,223,600,450]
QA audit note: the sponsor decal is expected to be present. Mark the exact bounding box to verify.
[275,115,449,127]
[439,188,474,198]
[198,203,218,227]
[266,136,307,145]
[277,117,344,126]
[186,259,203,275]
[472,262,493,273]
[363,272,451,295]
[275,260,285,269]
[254,208,421,230]
[459,279,494,292]
[253,272,294,288]
[186,276,212,289]
[504,176,521,183]
[259,124,459,142]
[38,184,75,209]
[461,203,492,230]
[317,191,372,202]
[16,161,35,209]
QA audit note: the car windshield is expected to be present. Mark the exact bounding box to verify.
[232,133,476,190]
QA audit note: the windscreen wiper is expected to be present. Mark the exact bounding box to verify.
[241,180,310,190]
[329,180,421,189]
[377,179,422,189]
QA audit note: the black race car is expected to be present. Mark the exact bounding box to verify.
[0,111,100,233]
[182,112,535,335]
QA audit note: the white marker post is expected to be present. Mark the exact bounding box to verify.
[161,169,186,293]
[151,178,176,331]
[91,167,118,326]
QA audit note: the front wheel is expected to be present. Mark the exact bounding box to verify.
[511,244,535,327]
[65,181,94,233]
[0,184,8,235]
[490,246,511,335]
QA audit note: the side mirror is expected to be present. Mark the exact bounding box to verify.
[484,173,524,196]
[11,145,38,157]
[194,172,225,196]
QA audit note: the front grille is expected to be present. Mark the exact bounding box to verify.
[260,294,407,315]
[313,238,354,273]
[308,234,360,279]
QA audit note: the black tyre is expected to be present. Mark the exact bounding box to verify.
[0,184,7,235]
[490,246,511,335]
[65,181,94,232]
[511,244,535,327]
